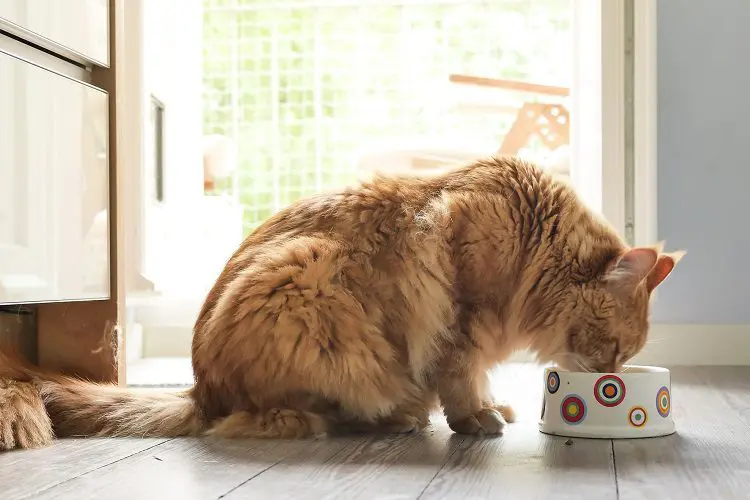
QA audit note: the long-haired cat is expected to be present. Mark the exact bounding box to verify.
[0,157,683,450]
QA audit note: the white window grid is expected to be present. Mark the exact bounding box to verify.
[203,0,571,234]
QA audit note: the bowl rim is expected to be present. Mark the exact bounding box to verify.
[545,364,669,375]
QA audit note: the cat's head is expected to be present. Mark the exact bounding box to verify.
[547,246,685,373]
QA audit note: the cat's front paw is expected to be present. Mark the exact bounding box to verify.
[482,400,516,423]
[448,408,506,436]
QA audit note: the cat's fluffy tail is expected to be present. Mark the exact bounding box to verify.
[0,348,201,448]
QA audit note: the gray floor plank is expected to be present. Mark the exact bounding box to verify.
[32,437,352,500]
[613,367,750,500]
[8,365,750,500]
[418,364,617,500]
[224,421,464,500]
[418,422,617,500]
[692,366,750,427]
[0,438,169,500]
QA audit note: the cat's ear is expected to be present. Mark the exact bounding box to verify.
[645,250,686,293]
[608,247,660,287]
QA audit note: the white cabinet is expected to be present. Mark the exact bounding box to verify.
[0,0,109,66]
[0,51,110,304]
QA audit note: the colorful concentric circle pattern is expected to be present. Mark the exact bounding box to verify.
[560,394,587,425]
[594,375,626,407]
[547,371,560,394]
[628,406,648,427]
[656,386,671,418]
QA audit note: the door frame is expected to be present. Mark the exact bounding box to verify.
[632,0,658,247]
[570,0,657,246]
[112,1,660,372]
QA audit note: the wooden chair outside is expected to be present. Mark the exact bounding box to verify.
[448,74,570,157]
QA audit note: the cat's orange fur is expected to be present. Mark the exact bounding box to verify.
[0,157,683,449]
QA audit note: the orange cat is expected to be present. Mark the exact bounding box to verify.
[0,157,683,450]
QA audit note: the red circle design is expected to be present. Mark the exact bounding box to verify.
[594,374,626,407]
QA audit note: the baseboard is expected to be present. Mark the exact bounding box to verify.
[127,357,193,387]
[632,324,750,366]
[508,324,750,366]
[125,322,144,364]
[140,325,192,358]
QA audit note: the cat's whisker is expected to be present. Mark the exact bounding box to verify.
[574,358,594,373]
[544,351,596,373]
[567,353,595,373]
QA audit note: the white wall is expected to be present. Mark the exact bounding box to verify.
[142,0,204,205]
[141,0,212,293]
[653,0,750,325]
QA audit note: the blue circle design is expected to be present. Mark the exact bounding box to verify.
[547,371,560,394]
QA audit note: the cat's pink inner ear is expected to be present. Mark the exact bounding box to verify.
[613,247,659,284]
[646,251,685,293]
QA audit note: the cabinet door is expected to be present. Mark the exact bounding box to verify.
[0,51,110,304]
[0,0,109,66]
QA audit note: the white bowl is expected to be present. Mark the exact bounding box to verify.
[538,365,675,439]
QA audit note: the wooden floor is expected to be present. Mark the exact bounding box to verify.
[3,365,750,499]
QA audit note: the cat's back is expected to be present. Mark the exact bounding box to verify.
[195,171,445,322]
[240,172,441,252]
[210,157,567,293]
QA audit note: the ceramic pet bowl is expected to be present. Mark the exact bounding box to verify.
[539,365,675,439]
